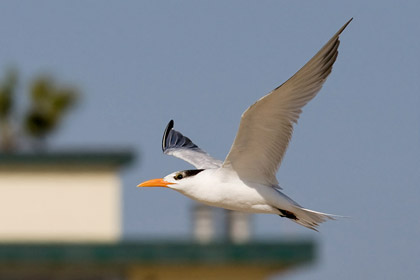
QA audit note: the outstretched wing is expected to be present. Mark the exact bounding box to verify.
[223,19,352,186]
[162,120,223,169]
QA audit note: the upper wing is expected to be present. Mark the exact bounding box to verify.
[223,19,352,185]
[162,120,223,169]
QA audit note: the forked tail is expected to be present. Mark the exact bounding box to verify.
[285,206,338,231]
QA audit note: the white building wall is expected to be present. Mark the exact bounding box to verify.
[0,168,121,242]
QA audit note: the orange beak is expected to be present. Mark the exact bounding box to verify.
[137,178,175,188]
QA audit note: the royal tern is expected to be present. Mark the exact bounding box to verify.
[138,19,352,230]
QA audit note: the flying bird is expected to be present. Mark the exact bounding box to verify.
[138,19,352,230]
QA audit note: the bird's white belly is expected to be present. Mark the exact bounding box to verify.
[178,180,281,214]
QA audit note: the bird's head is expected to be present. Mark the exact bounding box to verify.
[137,169,205,190]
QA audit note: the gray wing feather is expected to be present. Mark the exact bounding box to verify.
[223,19,352,185]
[162,120,223,169]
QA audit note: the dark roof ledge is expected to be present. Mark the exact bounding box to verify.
[0,149,135,169]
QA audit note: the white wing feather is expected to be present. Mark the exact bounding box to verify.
[223,19,352,185]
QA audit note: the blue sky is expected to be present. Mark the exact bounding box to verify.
[1,1,419,279]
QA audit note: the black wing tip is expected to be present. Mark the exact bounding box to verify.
[336,18,353,36]
[345,17,353,26]
[168,119,174,129]
[162,119,175,152]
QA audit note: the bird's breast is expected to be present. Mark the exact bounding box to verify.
[178,177,280,214]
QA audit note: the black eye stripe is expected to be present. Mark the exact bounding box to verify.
[184,169,204,177]
[174,169,204,180]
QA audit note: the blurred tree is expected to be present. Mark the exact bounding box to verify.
[24,76,78,149]
[0,69,18,151]
[0,69,78,152]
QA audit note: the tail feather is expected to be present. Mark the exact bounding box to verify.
[289,206,338,231]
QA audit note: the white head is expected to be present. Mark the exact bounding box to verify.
[137,169,205,191]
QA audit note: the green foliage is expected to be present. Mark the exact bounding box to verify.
[0,69,18,151]
[0,68,79,151]
[0,69,17,120]
[24,76,78,139]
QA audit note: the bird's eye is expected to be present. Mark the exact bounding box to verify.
[175,173,183,180]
